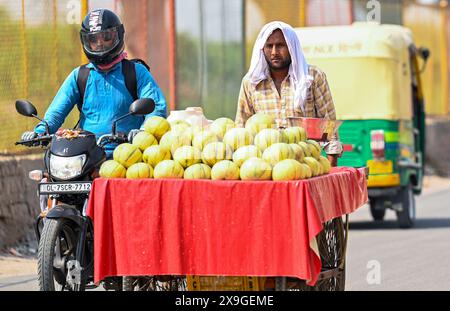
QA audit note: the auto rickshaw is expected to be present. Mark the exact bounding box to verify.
[295,22,429,228]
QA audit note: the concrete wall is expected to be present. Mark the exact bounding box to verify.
[0,155,43,250]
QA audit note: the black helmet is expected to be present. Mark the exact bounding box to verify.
[80,9,125,65]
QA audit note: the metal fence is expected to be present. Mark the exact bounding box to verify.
[0,0,83,154]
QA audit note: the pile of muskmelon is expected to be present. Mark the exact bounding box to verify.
[99,113,331,181]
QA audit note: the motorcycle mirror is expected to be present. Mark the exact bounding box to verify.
[15,99,50,135]
[418,47,430,61]
[129,98,155,116]
[417,46,431,73]
[112,99,155,135]
[16,100,38,117]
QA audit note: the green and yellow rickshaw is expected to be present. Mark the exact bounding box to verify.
[296,22,429,228]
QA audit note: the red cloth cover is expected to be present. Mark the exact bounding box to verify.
[87,167,367,285]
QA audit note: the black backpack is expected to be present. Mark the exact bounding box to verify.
[76,58,151,112]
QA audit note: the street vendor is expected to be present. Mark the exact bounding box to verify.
[235,21,342,165]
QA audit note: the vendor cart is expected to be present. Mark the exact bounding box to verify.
[86,166,368,291]
[118,215,346,291]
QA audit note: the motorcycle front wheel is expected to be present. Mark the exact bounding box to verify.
[37,218,85,291]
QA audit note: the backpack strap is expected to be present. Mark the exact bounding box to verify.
[78,60,144,106]
[73,64,91,129]
[122,59,138,101]
[130,58,150,71]
[76,64,91,112]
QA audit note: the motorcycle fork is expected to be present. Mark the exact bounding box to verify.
[70,199,89,290]
[35,196,57,243]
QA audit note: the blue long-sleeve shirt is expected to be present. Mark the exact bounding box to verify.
[35,61,167,156]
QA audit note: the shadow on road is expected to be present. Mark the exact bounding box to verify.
[349,218,450,230]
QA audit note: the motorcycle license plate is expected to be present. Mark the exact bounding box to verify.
[39,182,92,195]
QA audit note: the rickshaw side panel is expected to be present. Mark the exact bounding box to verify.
[338,120,399,168]
[338,119,421,193]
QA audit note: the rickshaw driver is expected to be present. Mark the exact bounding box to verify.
[235,21,343,165]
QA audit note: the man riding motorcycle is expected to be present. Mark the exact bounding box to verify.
[17,9,165,291]
[21,8,167,158]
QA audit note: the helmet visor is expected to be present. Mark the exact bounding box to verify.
[81,26,120,55]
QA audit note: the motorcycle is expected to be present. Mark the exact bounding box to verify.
[15,98,155,291]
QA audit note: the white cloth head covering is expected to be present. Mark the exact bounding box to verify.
[246,21,313,111]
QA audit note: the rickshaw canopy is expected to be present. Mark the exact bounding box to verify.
[295,22,414,120]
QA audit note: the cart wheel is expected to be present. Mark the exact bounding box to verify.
[278,217,347,291]
[309,217,346,291]
[122,276,187,291]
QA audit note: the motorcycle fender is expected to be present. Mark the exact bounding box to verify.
[46,204,83,227]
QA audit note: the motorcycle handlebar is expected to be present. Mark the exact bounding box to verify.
[96,134,128,147]
[16,132,127,148]
[15,135,53,146]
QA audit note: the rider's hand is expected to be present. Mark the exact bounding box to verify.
[127,129,142,143]
[21,131,38,141]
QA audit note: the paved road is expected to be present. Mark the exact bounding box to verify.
[346,188,450,290]
[0,275,38,291]
[1,187,449,291]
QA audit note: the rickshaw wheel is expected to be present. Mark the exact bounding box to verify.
[279,216,347,291]
[369,198,386,221]
[122,276,187,291]
[396,184,416,228]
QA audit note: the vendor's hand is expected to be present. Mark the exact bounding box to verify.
[21,131,38,141]
[127,129,142,143]
[327,154,338,167]
[323,140,343,167]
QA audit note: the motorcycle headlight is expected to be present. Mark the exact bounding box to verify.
[50,154,86,180]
